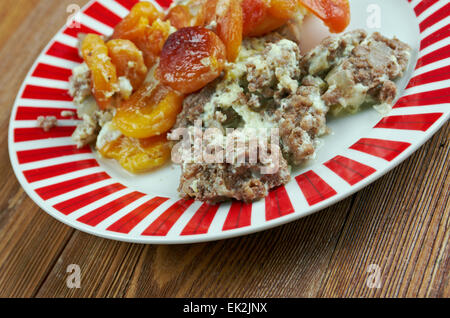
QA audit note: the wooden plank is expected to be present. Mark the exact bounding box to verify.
[318,123,449,297]
[35,123,448,298]
[36,231,146,297]
[127,124,447,297]
[36,198,354,297]
[0,0,41,51]
[0,195,74,297]
[0,0,447,298]
[0,0,88,298]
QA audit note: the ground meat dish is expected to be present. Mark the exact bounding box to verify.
[170,29,411,203]
[37,115,58,132]
[67,25,411,203]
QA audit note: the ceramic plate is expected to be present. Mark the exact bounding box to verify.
[8,0,450,243]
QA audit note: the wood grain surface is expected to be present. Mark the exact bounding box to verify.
[0,0,448,298]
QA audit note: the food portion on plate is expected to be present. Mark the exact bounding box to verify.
[65,0,411,203]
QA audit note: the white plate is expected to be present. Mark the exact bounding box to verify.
[8,0,450,243]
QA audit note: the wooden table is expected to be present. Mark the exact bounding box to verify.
[0,0,448,298]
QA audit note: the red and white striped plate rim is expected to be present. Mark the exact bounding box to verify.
[8,0,450,243]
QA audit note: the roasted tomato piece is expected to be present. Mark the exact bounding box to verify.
[242,0,283,36]
[113,83,184,139]
[216,0,243,62]
[269,0,297,19]
[112,1,163,40]
[159,27,226,94]
[106,39,148,90]
[99,134,171,173]
[299,0,350,33]
[81,34,118,109]
[242,0,298,37]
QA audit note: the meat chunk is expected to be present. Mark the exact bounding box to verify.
[171,36,307,202]
[69,56,116,148]
[173,79,219,129]
[275,85,328,165]
[300,29,367,76]
[178,145,291,203]
[69,63,91,105]
[245,37,301,99]
[71,114,98,148]
[171,30,411,202]
[321,32,411,114]
[37,116,57,132]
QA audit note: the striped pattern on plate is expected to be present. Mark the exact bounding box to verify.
[8,0,450,243]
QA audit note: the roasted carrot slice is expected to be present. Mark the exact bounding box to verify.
[197,0,219,26]
[134,19,173,68]
[113,83,184,139]
[99,133,171,173]
[216,0,243,62]
[111,2,163,40]
[106,39,148,90]
[81,34,118,109]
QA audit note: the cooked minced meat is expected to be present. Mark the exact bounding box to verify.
[300,29,367,76]
[275,84,328,165]
[69,63,92,106]
[302,30,411,114]
[171,35,326,202]
[68,62,120,148]
[68,88,114,148]
[67,27,410,203]
[178,142,291,203]
[37,115,57,132]
[171,30,411,203]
